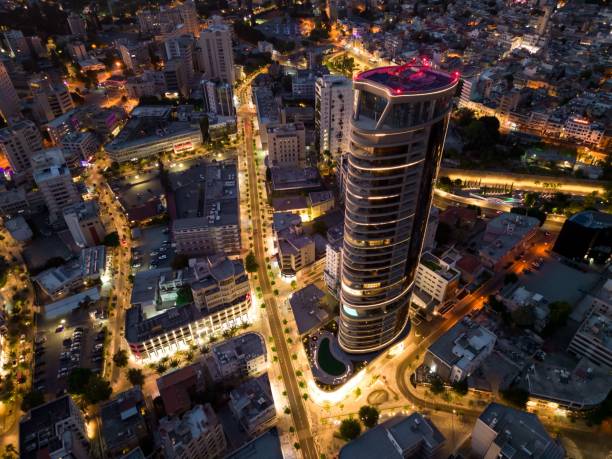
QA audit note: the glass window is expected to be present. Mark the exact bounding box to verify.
[358,91,387,122]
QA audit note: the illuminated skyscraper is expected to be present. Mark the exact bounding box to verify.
[338,63,459,353]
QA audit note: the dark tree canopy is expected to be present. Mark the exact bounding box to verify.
[339,418,362,440]
[358,405,380,429]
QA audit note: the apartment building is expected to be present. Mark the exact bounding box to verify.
[267,122,306,167]
[211,332,266,381]
[63,200,106,248]
[315,75,352,159]
[0,119,44,174]
[198,22,234,84]
[159,404,226,459]
[0,59,20,121]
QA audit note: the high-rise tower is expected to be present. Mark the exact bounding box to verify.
[338,64,459,354]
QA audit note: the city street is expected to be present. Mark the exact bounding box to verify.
[238,83,318,457]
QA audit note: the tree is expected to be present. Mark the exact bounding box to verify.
[21,390,45,411]
[545,301,572,332]
[504,272,518,285]
[500,386,529,409]
[358,405,380,429]
[127,368,145,386]
[103,231,120,247]
[339,418,361,440]
[113,350,128,368]
[84,375,112,404]
[451,378,469,396]
[430,376,445,395]
[245,251,258,273]
[176,285,193,306]
[171,254,189,270]
[67,368,93,394]
[511,305,535,328]
[312,219,328,235]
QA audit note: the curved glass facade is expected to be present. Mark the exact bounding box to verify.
[338,70,457,354]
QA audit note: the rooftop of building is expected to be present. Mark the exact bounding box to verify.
[63,199,100,220]
[130,267,173,307]
[125,303,201,345]
[225,428,283,459]
[34,260,83,293]
[212,332,265,366]
[289,284,329,335]
[106,117,199,151]
[486,212,540,233]
[272,196,308,212]
[170,160,238,229]
[478,403,563,459]
[19,395,75,459]
[266,122,305,135]
[272,212,302,233]
[524,357,612,408]
[339,413,445,459]
[356,63,458,95]
[270,166,321,192]
[157,362,204,416]
[100,388,146,451]
[230,374,274,424]
[568,210,612,229]
[420,252,460,281]
[575,309,611,352]
[308,190,334,206]
[427,317,496,370]
[159,404,219,454]
[190,254,247,291]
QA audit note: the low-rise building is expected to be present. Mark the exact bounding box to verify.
[105,117,202,162]
[63,200,106,248]
[157,363,206,417]
[20,395,89,459]
[522,357,612,412]
[289,284,329,336]
[100,388,149,458]
[229,374,276,436]
[211,332,266,381]
[159,404,226,459]
[479,213,539,270]
[171,161,240,256]
[339,413,445,459]
[60,131,100,161]
[471,403,564,459]
[5,215,33,242]
[269,166,321,195]
[424,317,496,383]
[225,428,283,459]
[568,279,611,368]
[415,251,460,303]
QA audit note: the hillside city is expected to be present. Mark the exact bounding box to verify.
[0,0,610,458]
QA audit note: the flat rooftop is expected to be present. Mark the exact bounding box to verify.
[226,428,283,459]
[170,160,238,228]
[356,64,457,94]
[106,118,199,151]
[212,332,265,365]
[289,284,329,335]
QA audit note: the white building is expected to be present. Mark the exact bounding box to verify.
[414,251,460,303]
[266,122,306,167]
[198,23,235,84]
[32,149,81,221]
[159,404,226,459]
[424,318,496,383]
[315,75,353,159]
[165,35,196,81]
[63,200,106,248]
[0,59,20,121]
[211,332,266,381]
[471,403,564,459]
[324,239,342,298]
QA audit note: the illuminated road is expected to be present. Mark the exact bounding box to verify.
[440,167,606,196]
[239,98,317,458]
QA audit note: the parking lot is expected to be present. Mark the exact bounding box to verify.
[32,308,107,397]
[131,224,175,273]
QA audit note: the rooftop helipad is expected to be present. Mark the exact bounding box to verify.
[356,64,458,95]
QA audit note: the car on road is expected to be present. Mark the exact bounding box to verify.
[55,325,64,333]
[158,254,168,260]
